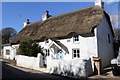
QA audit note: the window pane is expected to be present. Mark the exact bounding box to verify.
[74,36,79,41]
[77,54,80,58]
[73,49,80,58]
[74,38,76,41]
[76,39,79,41]
[6,50,10,55]
[48,53,50,56]
[74,54,76,57]
[74,50,76,53]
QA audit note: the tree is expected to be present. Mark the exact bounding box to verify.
[2,27,17,44]
[113,27,120,41]
[18,40,43,57]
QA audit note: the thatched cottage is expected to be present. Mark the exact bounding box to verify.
[3,0,114,77]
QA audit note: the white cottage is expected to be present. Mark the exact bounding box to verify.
[3,44,19,60]
[4,0,114,77]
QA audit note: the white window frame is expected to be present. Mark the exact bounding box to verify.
[46,49,50,56]
[72,48,80,59]
[6,49,10,55]
[73,35,79,43]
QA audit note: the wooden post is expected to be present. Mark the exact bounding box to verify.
[93,57,101,75]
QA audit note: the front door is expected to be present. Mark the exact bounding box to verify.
[58,50,64,60]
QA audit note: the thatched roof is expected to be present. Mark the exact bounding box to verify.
[11,5,109,44]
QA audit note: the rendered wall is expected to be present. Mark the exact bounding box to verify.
[11,44,19,60]
[58,30,98,60]
[97,14,114,69]
[47,58,93,78]
[3,46,13,60]
[39,33,98,60]
[3,44,19,60]
[16,53,43,70]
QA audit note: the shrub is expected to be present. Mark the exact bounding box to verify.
[18,40,43,57]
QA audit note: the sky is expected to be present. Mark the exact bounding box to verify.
[1,1,119,33]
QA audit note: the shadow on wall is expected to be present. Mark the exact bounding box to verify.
[50,59,93,78]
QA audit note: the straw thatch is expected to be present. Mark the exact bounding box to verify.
[11,5,107,44]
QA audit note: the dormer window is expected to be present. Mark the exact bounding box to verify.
[73,35,79,42]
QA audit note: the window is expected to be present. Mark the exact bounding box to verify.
[108,34,110,43]
[6,50,10,55]
[46,49,50,56]
[67,39,70,42]
[73,35,79,42]
[72,49,80,58]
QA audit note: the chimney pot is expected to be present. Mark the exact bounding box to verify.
[42,10,52,21]
[94,0,104,9]
[23,19,31,28]
[46,10,49,15]
[27,19,29,22]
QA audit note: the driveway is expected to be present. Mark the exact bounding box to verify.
[88,66,120,80]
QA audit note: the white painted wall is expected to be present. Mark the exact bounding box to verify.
[47,58,93,78]
[39,33,98,60]
[11,44,19,60]
[42,14,47,21]
[38,36,98,72]
[94,0,104,9]
[3,46,13,60]
[38,33,98,71]
[58,30,98,60]
[16,53,43,70]
[3,44,19,60]
[97,14,114,69]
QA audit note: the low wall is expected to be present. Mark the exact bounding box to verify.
[16,53,43,70]
[47,58,93,78]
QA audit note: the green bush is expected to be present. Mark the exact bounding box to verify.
[19,40,43,57]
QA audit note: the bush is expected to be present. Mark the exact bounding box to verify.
[18,40,43,57]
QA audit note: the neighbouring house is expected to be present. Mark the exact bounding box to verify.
[3,44,19,60]
[3,0,115,78]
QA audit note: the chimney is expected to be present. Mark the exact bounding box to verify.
[23,19,31,28]
[42,10,52,21]
[27,19,29,23]
[94,0,104,9]
[46,10,49,15]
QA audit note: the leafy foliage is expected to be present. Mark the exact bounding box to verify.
[2,27,17,44]
[19,40,43,57]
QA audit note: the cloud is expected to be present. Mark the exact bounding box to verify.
[118,14,120,28]
[110,15,118,28]
[106,0,117,4]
